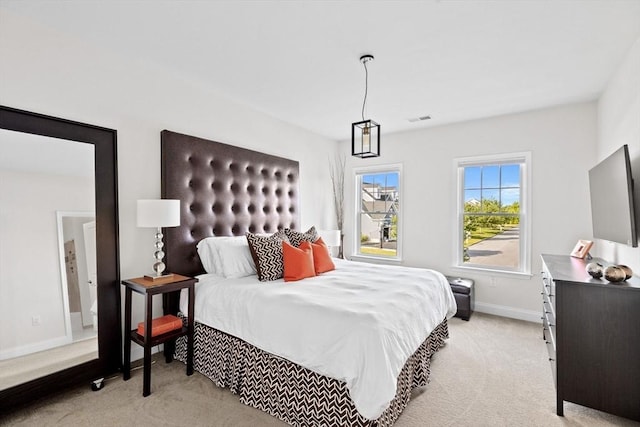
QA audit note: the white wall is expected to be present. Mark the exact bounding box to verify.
[0,10,337,361]
[343,102,598,322]
[597,36,640,273]
[0,170,93,359]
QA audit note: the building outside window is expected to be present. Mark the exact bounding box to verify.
[355,166,401,260]
[455,153,531,275]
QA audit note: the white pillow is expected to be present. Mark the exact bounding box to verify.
[197,236,257,278]
[196,238,224,275]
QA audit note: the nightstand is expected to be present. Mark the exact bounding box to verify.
[122,274,197,396]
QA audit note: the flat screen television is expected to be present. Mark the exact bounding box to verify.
[588,144,637,247]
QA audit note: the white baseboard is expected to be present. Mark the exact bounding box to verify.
[474,301,541,323]
[0,335,71,361]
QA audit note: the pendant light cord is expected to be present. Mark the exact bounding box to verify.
[362,60,369,121]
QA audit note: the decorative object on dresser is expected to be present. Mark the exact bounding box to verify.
[569,239,593,259]
[603,265,627,283]
[137,199,181,280]
[445,276,474,320]
[541,254,640,422]
[122,274,197,397]
[617,264,633,280]
[585,262,604,279]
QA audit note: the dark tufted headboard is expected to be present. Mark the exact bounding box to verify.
[161,130,299,278]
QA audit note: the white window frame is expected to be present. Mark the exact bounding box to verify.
[352,164,403,263]
[453,152,532,277]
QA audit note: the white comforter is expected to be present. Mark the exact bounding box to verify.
[180,258,456,420]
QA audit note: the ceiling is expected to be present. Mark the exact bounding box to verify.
[2,0,640,141]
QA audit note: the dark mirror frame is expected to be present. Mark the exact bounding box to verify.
[0,106,121,411]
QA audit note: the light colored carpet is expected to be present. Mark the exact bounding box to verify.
[2,313,638,426]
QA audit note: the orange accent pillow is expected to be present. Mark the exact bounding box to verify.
[283,240,316,282]
[311,237,336,274]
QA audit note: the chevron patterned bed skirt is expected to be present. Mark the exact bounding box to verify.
[174,316,449,426]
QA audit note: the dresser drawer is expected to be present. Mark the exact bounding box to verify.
[543,316,556,354]
[543,297,555,326]
[543,323,557,386]
[542,277,555,305]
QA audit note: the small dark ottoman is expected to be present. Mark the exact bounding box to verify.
[445,276,474,321]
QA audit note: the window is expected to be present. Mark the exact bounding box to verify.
[354,166,401,260]
[455,153,531,275]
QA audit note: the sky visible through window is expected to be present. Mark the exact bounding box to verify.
[362,172,398,187]
[464,164,520,207]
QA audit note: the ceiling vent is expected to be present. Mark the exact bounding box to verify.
[408,116,431,123]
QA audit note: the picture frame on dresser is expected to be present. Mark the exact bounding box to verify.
[569,240,593,259]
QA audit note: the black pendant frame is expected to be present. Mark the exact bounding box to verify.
[351,119,380,158]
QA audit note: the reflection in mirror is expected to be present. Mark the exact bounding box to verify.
[0,129,97,390]
[57,213,97,339]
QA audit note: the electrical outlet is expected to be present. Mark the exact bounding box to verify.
[32,315,41,326]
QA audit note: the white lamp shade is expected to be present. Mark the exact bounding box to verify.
[137,199,180,228]
[318,229,341,247]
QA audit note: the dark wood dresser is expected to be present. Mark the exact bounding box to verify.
[541,254,640,421]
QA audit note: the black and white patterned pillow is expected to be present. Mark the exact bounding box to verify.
[284,226,319,248]
[246,231,289,282]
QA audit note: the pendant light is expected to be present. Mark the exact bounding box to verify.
[352,54,380,158]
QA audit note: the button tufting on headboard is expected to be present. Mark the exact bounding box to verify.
[161,130,299,277]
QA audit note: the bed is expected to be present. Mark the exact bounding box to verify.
[160,130,456,426]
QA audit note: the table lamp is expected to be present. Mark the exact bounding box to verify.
[137,199,180,280]
[318,229,341,257]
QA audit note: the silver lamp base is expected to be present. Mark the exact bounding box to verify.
[143,227,174,281]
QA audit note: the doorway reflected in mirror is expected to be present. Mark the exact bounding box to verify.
[58,213,98,341]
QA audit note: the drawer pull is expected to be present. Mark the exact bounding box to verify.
[549,357,555,362]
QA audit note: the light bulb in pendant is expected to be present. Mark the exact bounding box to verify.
[362,125,370,152]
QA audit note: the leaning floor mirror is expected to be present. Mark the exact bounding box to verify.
[0,106,121,410]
